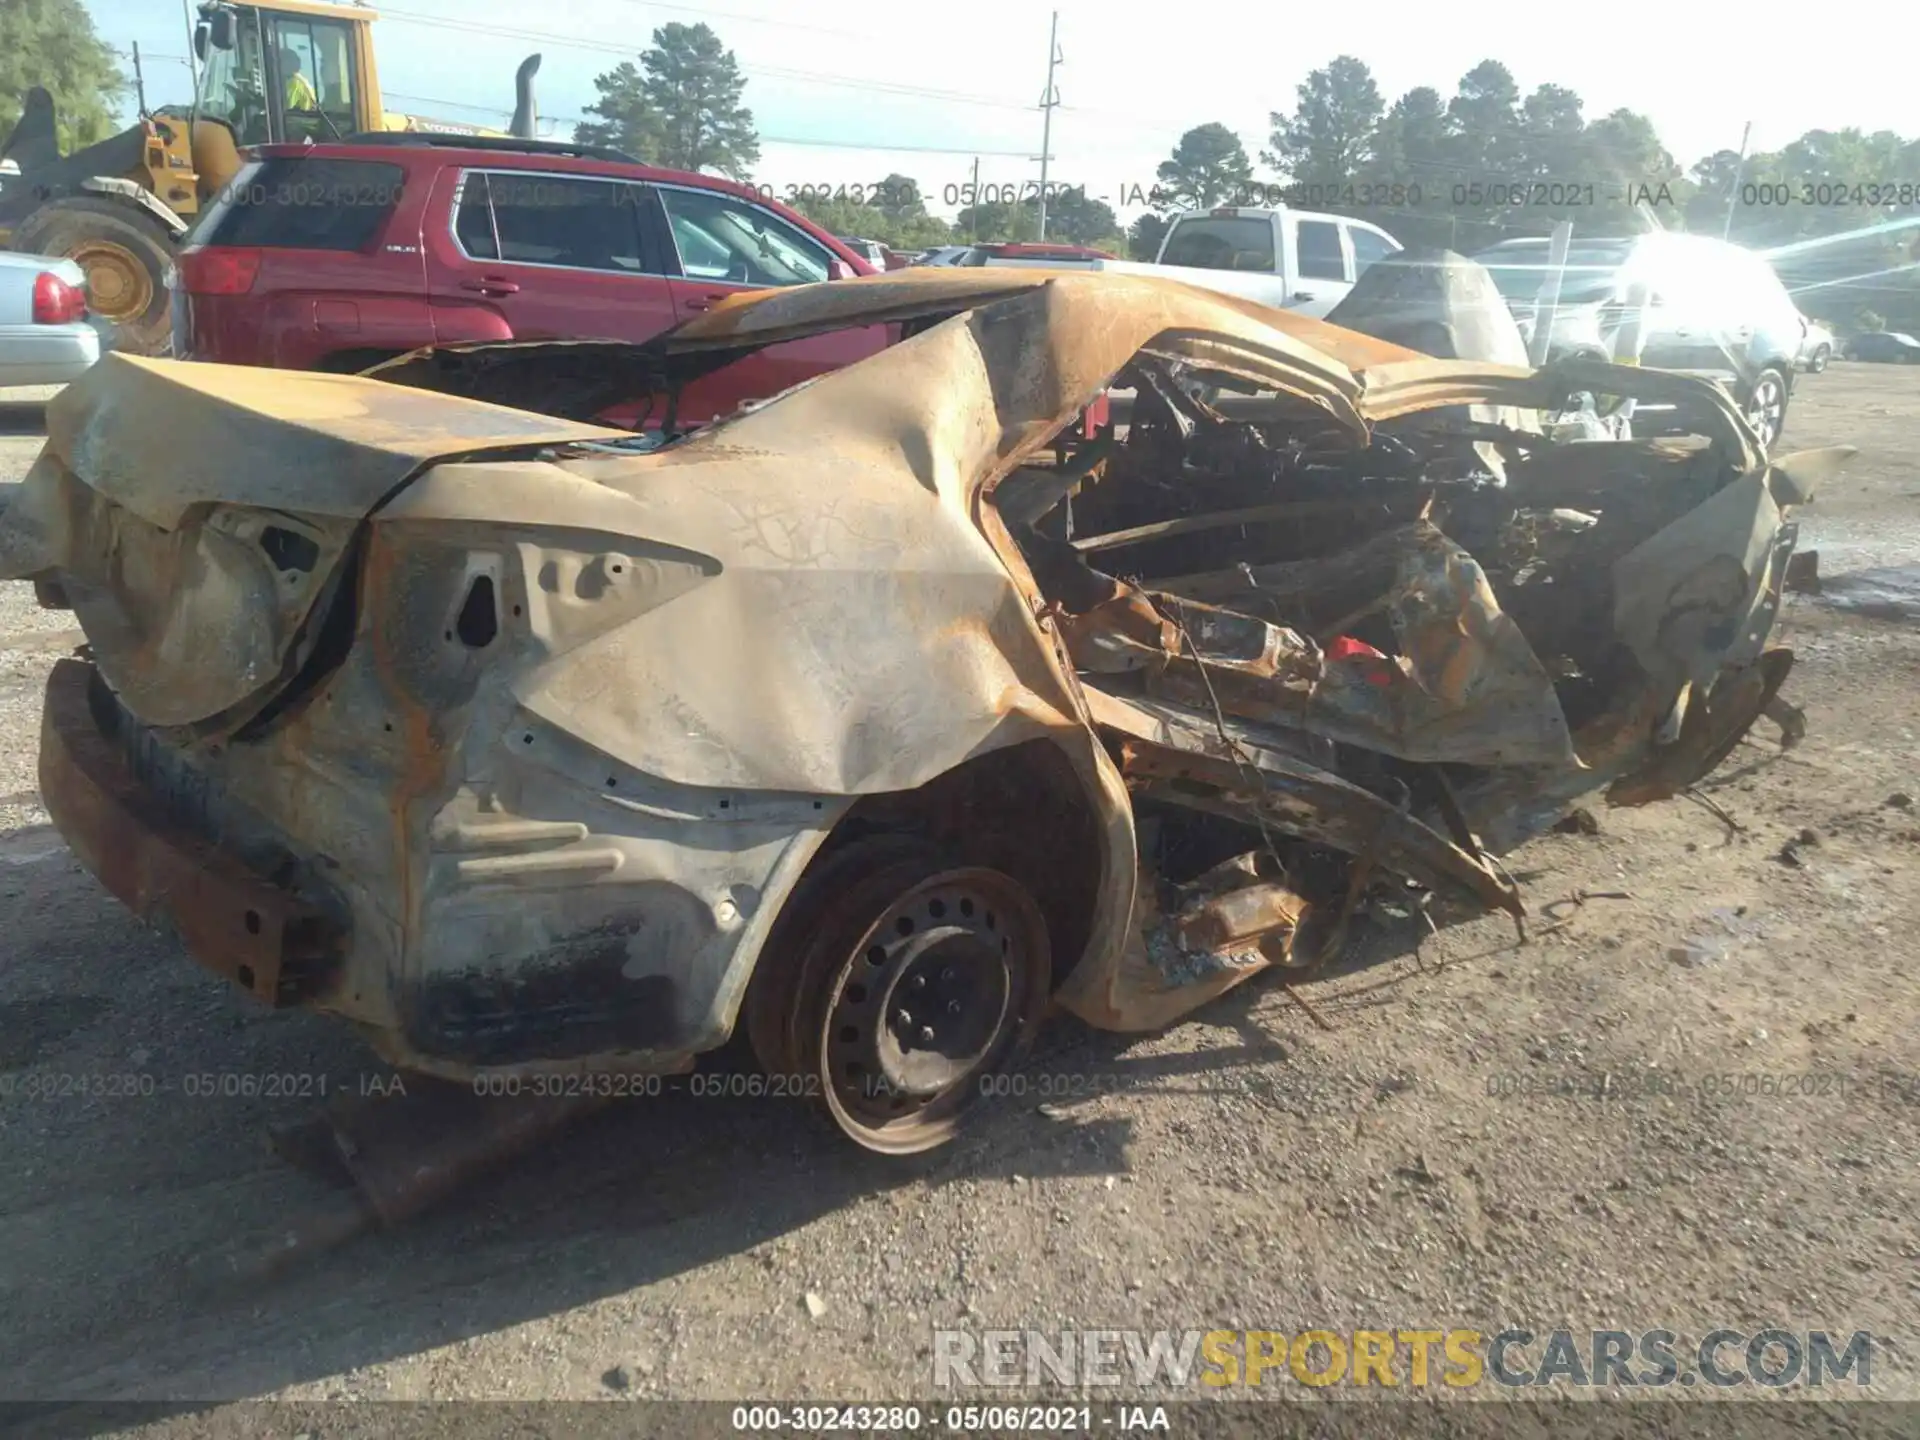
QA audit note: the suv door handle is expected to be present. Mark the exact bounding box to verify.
[682,292,730,312]
[460,277,520,296]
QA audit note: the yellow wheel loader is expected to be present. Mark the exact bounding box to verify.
[0,1,539,355]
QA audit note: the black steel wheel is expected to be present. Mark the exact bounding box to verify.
[745,837,1051,1154]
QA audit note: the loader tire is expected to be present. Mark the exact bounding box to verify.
[13,196,176,356]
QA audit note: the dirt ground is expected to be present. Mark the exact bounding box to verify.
[0,366,1916,1428]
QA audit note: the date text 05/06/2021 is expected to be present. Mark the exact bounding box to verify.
[729,1404,1172,1433]
[751,178,1687,213]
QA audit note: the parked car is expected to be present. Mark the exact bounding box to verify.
[914,245,976,267]
[837,236,890,270]
[970,242,1118,268]
[1470,232,1804,449]
[9,268,1835,1158]
[955,210,1401,316]
[1141,207,1403,317]
[0,250,99,387]
[1796,316,1835,372]
[1843,331,1920,363]
[171,134,879,426]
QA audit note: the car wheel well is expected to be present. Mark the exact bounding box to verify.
[818,740,1104,988]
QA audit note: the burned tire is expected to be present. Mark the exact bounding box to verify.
[743,834,1052,1155]
[13,196,176,355]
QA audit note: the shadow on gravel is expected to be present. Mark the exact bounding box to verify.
[0,813,1455,1430]
[0,854,1169,1426]
[0,402,48,437]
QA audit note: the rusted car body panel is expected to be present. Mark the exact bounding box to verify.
[6,269,1846,1081]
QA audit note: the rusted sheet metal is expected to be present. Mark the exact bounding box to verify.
[44,353,628,527]
[10,261,1840,1092]
[5,451,359,727]
[37,658,338,1005]
[1170,854,1309,954]
[1112,738,1522,917]
[660,268,1428,376]
[1056,524,1577,768]
[1607,649,1794,806]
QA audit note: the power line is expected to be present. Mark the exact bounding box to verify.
[376,7,1038,112]
[380,90,1033,155]
[600,0,866,41]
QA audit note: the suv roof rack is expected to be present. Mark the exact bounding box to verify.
[336,132,643,165]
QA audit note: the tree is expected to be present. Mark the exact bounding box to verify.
[1042,187,1121,246]
[577,23,757,178]
[1128,212,1170,260]
[0,0,126,153]
[953,199,1036,243]
[1154,123,1253,209]
[1583,108,1679,190]
[575,61,661,160]
[1371,86,1448,185]
[641,23,758,178]
[1685,147,1745,233]
[1263,56,1383,187]
[874,173,926,225]
[1444,60,1522,176]
[1515,84,1585,178]
[785,191,950,250]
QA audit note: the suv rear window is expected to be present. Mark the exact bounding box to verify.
[1159,217,1274,272]
[196,157,405,250]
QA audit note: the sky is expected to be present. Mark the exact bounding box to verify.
[86,0,1915,224]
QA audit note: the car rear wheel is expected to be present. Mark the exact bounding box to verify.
[1809,345,1830,373]
[744,834,1052,1155]
[1741,367,1789,449]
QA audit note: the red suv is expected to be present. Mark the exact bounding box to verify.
[171,134,884,426]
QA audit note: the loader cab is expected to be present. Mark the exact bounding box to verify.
[193,2,377,148]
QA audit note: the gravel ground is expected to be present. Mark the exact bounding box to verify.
[0,370,1916,1430]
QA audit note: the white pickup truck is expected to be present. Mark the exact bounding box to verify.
[978,207,1403,319]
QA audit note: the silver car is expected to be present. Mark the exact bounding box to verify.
[1796,316,1835,373]
[0,251,100,387]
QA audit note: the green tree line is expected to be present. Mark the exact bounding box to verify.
[8,11,1914,328]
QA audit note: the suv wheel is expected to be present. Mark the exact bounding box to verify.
[1809,344,1830,373]
[1742,367,1789,449]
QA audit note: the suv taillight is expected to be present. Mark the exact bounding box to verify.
[178,248,263,296]
[31,271,86,325]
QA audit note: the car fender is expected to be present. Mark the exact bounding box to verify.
[78,176,188,238]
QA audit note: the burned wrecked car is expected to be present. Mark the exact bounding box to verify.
[2,269,1849,1154]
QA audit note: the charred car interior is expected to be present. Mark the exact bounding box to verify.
[0,268,1853,1165]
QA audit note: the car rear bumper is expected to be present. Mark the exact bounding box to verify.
[0,322,100,385]
[37,658,340,1007]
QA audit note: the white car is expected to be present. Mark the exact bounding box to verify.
[1796,316,1835,373]
[0,251,100,387]
[913,245,977,267]
[1141,206,1404,317]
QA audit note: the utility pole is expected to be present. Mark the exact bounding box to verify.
[131,42,148,115]
[969,156,982,239]
[1034,11,1061,240]
[1722,120,1752,241]
[181,0,199,89]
